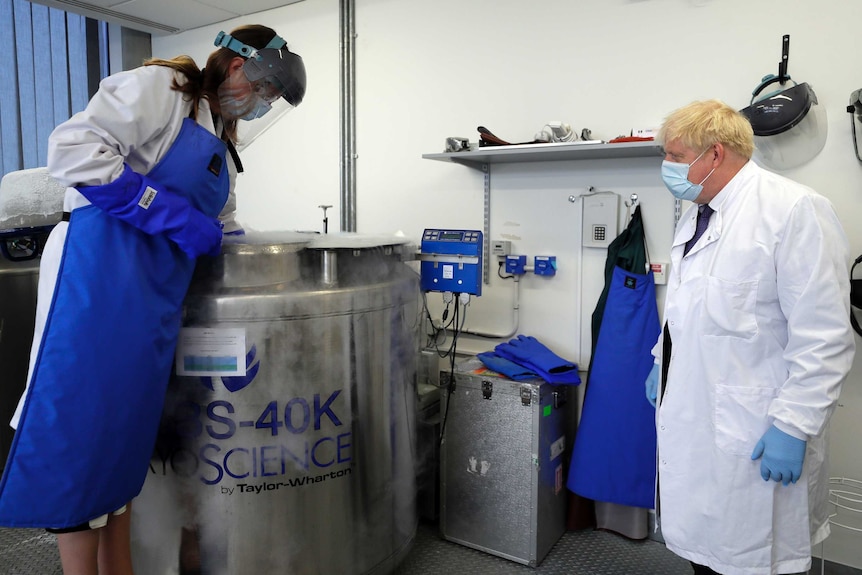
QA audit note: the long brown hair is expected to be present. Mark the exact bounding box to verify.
[144,24,282,142]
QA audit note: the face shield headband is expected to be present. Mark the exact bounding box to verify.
[214,31,307,107]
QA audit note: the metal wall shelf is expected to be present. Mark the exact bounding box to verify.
[422,140,664,168]
[422,139,665,285]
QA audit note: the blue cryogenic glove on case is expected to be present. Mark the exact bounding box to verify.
[77,163,223,258]
[477,352,538,381]
[494,335,581,385]
[750,424,807,485]
[645,363,659,408]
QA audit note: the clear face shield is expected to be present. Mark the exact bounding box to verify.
[740,80,827,171]
[848,88,862,163]
[214,31,307,150]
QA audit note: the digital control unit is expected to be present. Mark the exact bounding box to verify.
[420,228,483,296]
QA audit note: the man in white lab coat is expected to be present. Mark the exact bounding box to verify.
[645,99,855,575]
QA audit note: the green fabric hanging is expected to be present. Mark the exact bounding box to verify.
[586,204,648,377]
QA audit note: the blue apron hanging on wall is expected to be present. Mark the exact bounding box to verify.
[567,206,659,509]
[0,117,228,528]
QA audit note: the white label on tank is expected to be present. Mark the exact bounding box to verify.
[176,327,246,376]
[443,264,454,279]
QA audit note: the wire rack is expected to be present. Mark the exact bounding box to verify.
[829,477,862,533]
[818,477,862,575]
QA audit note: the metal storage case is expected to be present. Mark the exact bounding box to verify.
[440,357,568,567]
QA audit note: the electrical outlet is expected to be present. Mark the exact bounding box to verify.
[492,240,512,256]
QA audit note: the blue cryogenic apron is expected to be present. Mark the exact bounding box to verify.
[567,266,660,509]
[0,117,228,528]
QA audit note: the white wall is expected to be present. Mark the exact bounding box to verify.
[154,0,862,568]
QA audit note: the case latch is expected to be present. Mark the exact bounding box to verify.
[553,387,568,409]
[481,380,493,399]
[520,386,532,406]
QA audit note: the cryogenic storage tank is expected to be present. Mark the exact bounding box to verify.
[0,228,50,471]
[132,232,421,575]
[0,260,39,471]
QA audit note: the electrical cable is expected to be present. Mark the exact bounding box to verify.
[421,292,443,348]
[422,291,459,351]
[437,294,463,445]
[460,276,520,340]
[419,269,517,442]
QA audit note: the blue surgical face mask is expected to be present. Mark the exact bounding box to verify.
[218,68,275,121]
[661,147,716,201]
[239,97,272,121]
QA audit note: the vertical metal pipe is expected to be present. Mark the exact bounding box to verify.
[321,250,338,286]
[339,0,357,232]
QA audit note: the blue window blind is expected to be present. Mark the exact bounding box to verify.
[0,0,93,176]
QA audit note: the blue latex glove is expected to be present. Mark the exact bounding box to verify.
[494,335,580,385]
[645,363,659,408]
[77,163,223,258]
[477,352,538,381]
[750,424,807,485]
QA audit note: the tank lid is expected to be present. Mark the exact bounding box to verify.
[306,232,412,251]
[221,230,314,255]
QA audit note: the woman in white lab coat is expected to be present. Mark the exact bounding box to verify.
[0,24,305,575]
[648,100,855,575]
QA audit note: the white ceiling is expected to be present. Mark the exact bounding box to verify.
[28,0,305,35]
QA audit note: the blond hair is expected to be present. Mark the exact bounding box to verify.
[658,99,755,159]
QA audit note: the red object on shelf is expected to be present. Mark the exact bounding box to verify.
[608,136,655,143]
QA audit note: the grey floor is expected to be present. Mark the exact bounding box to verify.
[0,520,690,575]
[1,520,848,575]
[398,521,693,575]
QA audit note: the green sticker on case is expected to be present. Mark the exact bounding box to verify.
[543,405,552,417]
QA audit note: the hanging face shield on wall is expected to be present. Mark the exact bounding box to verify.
[738,34,827,171]
[850,255,862,336]
[214,30,307,151]
[740,78,827,171]
[847,89,862,162]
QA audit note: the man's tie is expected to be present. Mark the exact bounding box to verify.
[684,204,714,255]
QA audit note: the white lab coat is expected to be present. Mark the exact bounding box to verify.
[11,65,240,429]
[653,160,855,575]
[47,65,240,229]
